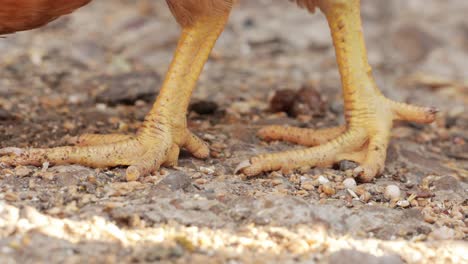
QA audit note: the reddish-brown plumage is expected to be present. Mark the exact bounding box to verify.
[0,0,92,34]
[291,0,318,13]
[0,0,317,34]
[166,0,235,27]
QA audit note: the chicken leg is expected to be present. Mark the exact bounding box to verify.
[0,9,232,181]
[241,0,437,182]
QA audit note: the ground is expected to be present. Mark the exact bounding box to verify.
[0,0,467,263]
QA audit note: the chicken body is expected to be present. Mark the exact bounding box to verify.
[0,0,436,182]
[0,0,91,34]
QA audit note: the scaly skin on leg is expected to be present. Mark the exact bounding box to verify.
[0,13,231,181]
[241,0,437,182]
[258,125,346,147]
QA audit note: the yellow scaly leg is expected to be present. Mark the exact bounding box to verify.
[0,13,231,181]
[241,0,436,182]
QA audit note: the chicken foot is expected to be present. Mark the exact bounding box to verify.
[241,0,437,182]
[0,12,231,181]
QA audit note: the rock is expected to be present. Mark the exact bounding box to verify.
[322,183,336,196]
[432,176,462,192]
[290,85,326,117]
[230,195,316,226]
[359,192,372,203]
[384,185,401,201]
[0,203,20,236]
[400,148,454,175]
[92,72,161,106]
[430,226,456,240]
[14,166,33,177]
[269,84,326,118]
[229,205,252,221]
[21,206,49,226]
[270,89,296,113]
[0,108,17,121]
[156,171,191,191]
[134,245,183,262]
[337,160,359,171]
[301,180,315,191]
[144,199,224,227]
[396,200,410,208]
[52,166,95,187]
[328,249,404,264]
[318,175,330,185]
[189,100,218,115]
[343,178,357,189]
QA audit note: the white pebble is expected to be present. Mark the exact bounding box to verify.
[199,166,215,175]
[317,175,329,185]
[397,200,410,208]
[431,226,455,240]
[384,185,401,200]
[343,178,357,189]
[41,162,50,172]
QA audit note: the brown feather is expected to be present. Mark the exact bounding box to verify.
[0,0,318,34]
[290,0,318,13]
[0,0,92,34]
[166,0,234,27]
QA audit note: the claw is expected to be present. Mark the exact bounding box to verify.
[246,93,435,181]
[353,166,372,182]
[234,159,252,174]
[126,165,142,182]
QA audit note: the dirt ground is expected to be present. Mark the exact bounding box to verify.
[0,0,467,263]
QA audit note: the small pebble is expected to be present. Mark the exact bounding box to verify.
[191,173,202,179]
[410,200,419,207]
[338,160,359,171]
[269,89,297,114]
[290,85,326,117]
[296,190,308,196]
[301,181,315,191]
[269,84,325,117]
[41,162,50,172]
[199,166,215,175]
[129,214,143,228]
[359,192,372,203]
[450,208,463,220]
[87,175,97,184]
[422,207,437,224]
[347,188,359,199]
[343,178,357,189]
[317,175,329,185]
[157,171,191,191]
[417,199,428,207]
[271,178,283,186]
[0,108,17,121]
[423,215,436,224]
[384,185,401,200]
[190,100,218,115]
[4,192,18,202]
[431,226,455,240]
[322,183,336,195]
[195,178,208,185]
[397,200,410,208]
[15,166,33,177]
